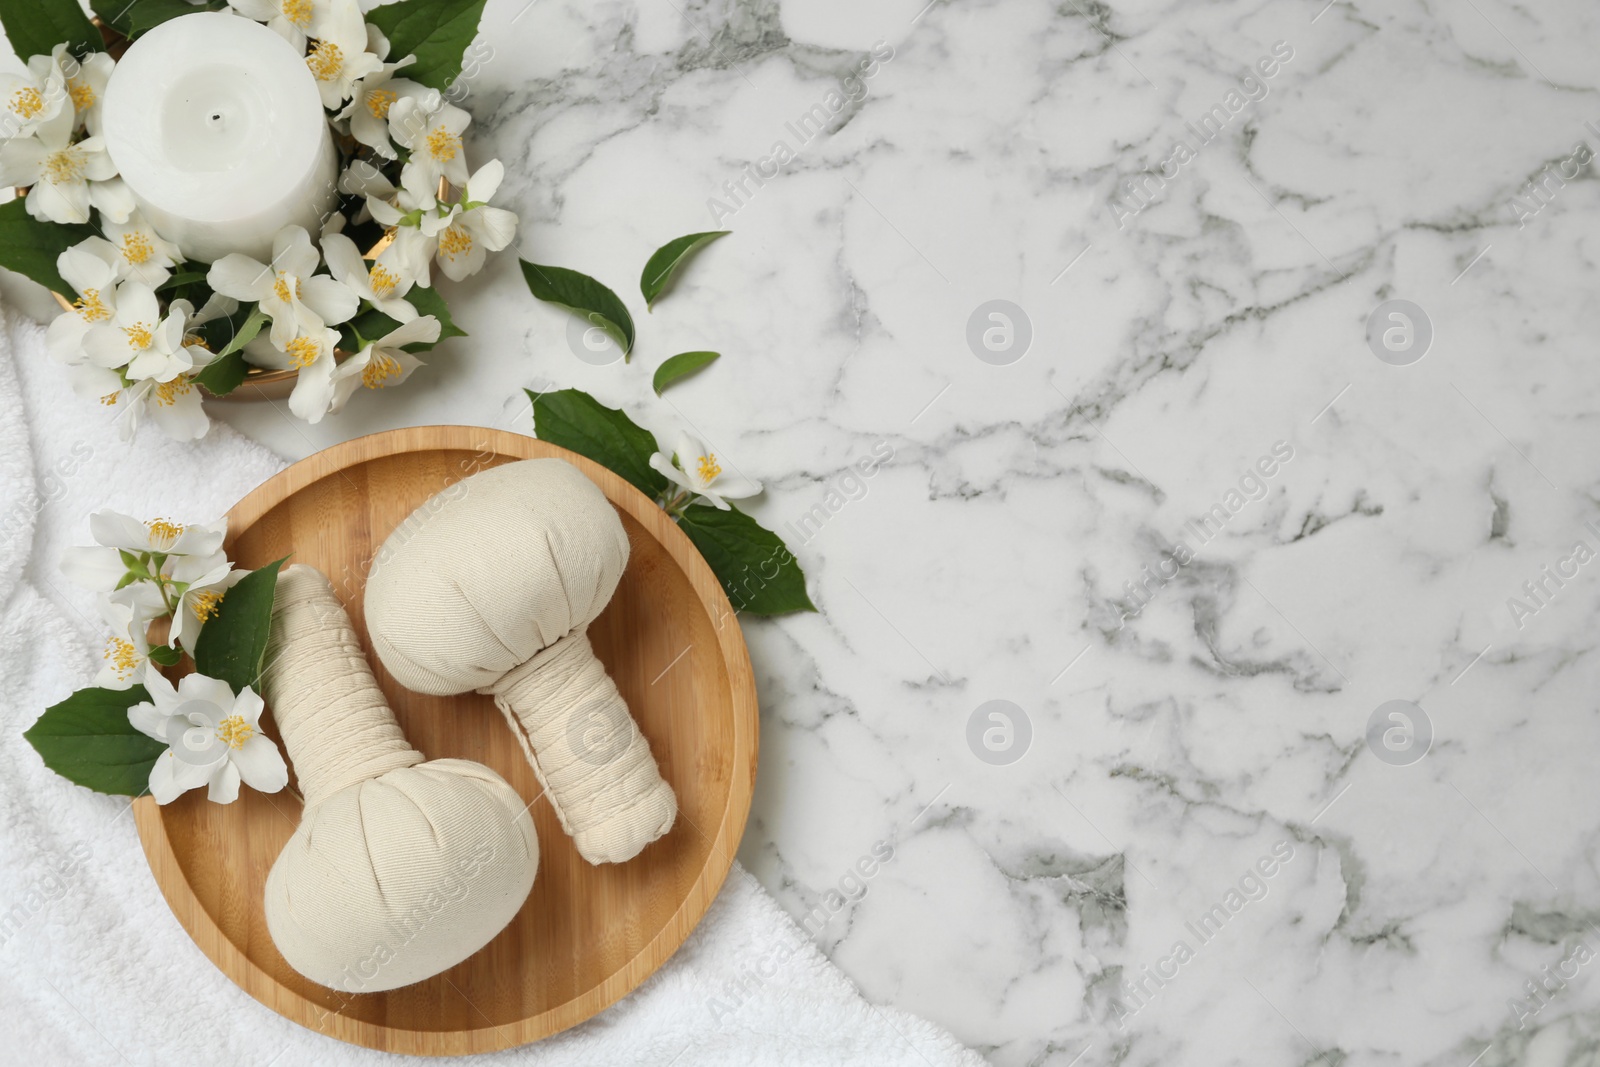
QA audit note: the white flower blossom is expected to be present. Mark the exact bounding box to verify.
[321,230,415,320]
[336,49,423,159]
[347,162,448,287]
[207,224,357,349]
[103,212,182,286]
[304,0,382,110]
[648,433,762,511]
[245,324,342,423]
[129,672,288,804]
[166,555,247,653]
[0,114,116,224]
[49,44,114,135]
[433,160,518,282]
[64,510,227,573]
[46,238,122,367]
[93,594,156,691]
[229,0,342,52]
[328,314,437,413]
[389,92,470,192]
[81,282,207,382]
[83,370,211,441]
[0,53,68,141]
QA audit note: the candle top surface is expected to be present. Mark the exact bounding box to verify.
[102,12,330,223]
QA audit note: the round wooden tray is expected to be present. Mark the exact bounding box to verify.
[131,426,759,1054]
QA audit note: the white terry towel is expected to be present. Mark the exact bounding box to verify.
[0,296,986,1066]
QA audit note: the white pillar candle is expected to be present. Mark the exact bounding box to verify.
[101,12,337,264]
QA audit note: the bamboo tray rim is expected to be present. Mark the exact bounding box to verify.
[131,425,760,1054]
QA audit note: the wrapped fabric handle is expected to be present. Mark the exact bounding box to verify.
[264,565,423,807]
[485,629,676,864]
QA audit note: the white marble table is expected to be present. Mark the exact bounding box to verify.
[199,0,1600,1062]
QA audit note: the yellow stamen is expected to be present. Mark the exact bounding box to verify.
[103,636,140,678]
[368,263,399,297]
[121,231,154,265]
[361,352,401,389]
[183,333,211,351]
[366,87,397,119]
[272,273,302,303]
[44,148,83,184]
[307,41,343,82]
[286,336,320,369]
[67,79,94,111]
[192,589,226,624]
[146,518,185,545]
[100,391,119,406]
[155,378,193,407]
[426,125,459,162]
[215,714,254,750]
[281,0,313,27]
[696,453,722,483]
[123,322,152,349]
[438,226,472,257]
[10,87,43,119]
[73,287,109,322]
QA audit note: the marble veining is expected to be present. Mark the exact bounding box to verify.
[199,0,1600,1063]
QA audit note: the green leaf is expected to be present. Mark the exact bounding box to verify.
[348,285,466,353]
[192,302,263,394]
[640,231,728,308]
[653,350,721,395]
[364,0,489,92]
[214,306,268,359]
[23,685,165,796]
[193,351,247,397]
[146,645,181,667]
[192,558,287,693]
[405,285,467,341]
[520,261,635,359]
[2,0,101,60]
[91,0,226,40]
[157,270,208,293]
[0,198,94,293]
[526,388,667,498]
[677,503,815,616]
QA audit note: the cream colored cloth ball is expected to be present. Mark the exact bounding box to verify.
[261,565,539,993]
[364,458,677,865]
